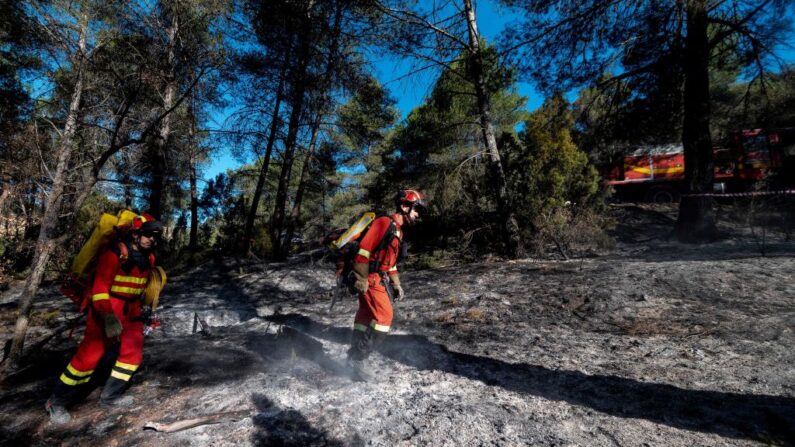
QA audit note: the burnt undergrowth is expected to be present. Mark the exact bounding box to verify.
[267,313,795,445]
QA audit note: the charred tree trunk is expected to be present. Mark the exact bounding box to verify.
[3,25,86,370]
[463,0,525,258]
[149,15,179,218]
[243,62,288,256]
[675,0,716,243]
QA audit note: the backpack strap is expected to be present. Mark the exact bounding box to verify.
[368,217,398,273]
[114,239,155,270]
[117,241,129,263]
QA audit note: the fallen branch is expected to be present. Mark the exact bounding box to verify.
[2,312,85,365]
[143,409,253,433]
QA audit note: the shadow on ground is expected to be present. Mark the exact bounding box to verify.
[266,313,795,445]
[251,393,358,446]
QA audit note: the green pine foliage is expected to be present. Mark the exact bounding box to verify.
[506,94,601,241]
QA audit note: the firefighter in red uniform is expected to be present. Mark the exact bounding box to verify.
[46,214,163,424]
[347,189,427,381]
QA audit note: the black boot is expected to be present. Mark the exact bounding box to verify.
[347,358,374,382]
[347,328,371,361]
[369,328,387,351]
[47,376,94,423]
[99,377,134,407]
[45,398,71,425]
[49,380,87,408]
[346,327,389,382]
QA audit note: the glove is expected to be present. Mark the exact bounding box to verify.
[102,313,123,339]
[352,263,370,294]
[389,274,405,301]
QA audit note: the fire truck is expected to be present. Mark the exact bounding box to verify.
[604,128,795,202]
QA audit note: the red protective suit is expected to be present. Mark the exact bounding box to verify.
[51,241,152,405]
[348,214,402,360]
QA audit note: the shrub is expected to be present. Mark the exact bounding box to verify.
[530,206,615,259]
[505,93,603,245]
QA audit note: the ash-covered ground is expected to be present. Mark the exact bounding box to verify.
[1,203,794,446]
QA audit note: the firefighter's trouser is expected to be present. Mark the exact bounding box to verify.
[50,298,144,406]
[348,273,392,360]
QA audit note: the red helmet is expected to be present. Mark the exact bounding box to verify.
[395,189,427,213]
[132,213,163,234]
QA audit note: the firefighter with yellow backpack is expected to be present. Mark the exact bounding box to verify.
[46,211,167,424]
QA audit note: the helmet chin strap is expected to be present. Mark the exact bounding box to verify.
[399,204,417,226]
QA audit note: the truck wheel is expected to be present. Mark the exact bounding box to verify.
[644,185,681,203]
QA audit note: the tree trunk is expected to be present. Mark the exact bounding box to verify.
[270,12,312,260]
[243,63,287,256]
[0,171,12,215]
[148,146,165,218]
[188,96,199,253]
[120,153,134,208]
[149,15,179,218]
[279,2,341,259]
[3,25,86,370]
[282,114,323,258]
[675,0,717,243]
[463,0,525,258]
[189,161,198,252]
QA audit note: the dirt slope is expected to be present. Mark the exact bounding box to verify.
[1,204,793,446]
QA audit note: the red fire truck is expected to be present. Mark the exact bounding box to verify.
[605,128,795,202]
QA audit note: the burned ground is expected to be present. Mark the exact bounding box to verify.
[0,203,793,446]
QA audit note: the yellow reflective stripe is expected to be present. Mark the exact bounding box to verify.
[114,361,139,372]
[353,323,368,332]
[388,265,398,272]
[395,230,401,238]
[357,248,370,258]
[370,321,390,333]
[60,373,91,386]
[629,166,685,175]
[92,293,110,301]
[110,285,144,294]
[67,363,93,377]
[114,275,147,284]
[110,370,132,381]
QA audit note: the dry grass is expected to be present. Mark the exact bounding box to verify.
[463,307,485,321]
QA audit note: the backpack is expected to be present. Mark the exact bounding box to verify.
[329,212,398,295]
[60,210,140,312]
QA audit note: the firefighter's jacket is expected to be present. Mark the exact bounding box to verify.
[354,214,401,275]
[91,242,153,315]
[56,241,153,391]
[352,214,402,334]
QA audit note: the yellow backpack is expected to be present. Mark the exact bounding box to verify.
[60,210,140,312]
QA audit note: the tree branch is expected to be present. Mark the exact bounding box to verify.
[92,65,211,178]
[707,0,774,48]
[374,2,471,50]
